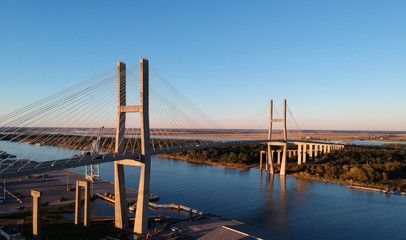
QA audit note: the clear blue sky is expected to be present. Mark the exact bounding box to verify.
[1,1,405,131]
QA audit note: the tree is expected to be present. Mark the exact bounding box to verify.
[382,172,388,181]
[228,152,238,163]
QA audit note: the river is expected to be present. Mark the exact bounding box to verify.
[1,141,405,239]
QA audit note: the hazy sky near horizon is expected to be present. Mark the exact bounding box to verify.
[1,1,405,131]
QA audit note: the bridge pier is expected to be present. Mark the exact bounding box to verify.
[75,180,90,227]
[309,144,314,159]
[259,150,265,170]
[31,190,42,240]
[297,144,302,164]
[280,143,287,175]
[267,143,274,174]
[303,144,307,163]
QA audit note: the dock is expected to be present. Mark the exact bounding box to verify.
[0,169,157,213]
[129,201,203,215]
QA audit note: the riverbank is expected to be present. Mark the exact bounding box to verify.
[157,154,256,171]
[158,153,406,194]
[289,171,406,194]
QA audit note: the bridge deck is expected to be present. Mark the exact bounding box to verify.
[0,139,343,179]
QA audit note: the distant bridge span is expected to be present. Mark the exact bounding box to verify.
[0,139,344,179]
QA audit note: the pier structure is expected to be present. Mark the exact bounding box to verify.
[260,139,345,170]
[114,59,151,234]
[31,190,42,240]
[75,180,90,227]
[260,149,298,170]
[295,142,344,164]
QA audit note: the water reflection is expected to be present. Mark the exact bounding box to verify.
[262,174,286,235]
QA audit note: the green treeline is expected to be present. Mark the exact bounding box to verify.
[291,144,406,191]
[169,143,406,191]
[167,143,268,164]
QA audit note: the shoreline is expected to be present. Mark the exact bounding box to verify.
[289,171,403,193]
[157,154,256,171]
[157,154,401,194]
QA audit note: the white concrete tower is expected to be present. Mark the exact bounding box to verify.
[267,99,288,175]
[134,58,152,234]
[280,99,288,175]
[113,59,152,234]
[114,62,128,229]
[267,100,274,174]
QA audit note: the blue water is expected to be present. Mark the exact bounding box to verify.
[1,141,406,239]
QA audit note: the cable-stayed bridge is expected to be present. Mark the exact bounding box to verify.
[0,59,343,234]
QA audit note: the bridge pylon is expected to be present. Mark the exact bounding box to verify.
[114,59,151,234]
[266,99,288,175]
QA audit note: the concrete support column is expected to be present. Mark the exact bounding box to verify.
[297,144,302,164]
[267,144,274,174]
[260,150,266,171]
[314,145,318,157]
[115,61,128,230]
[75,180,90,227]
[280,143,287,175]
[281,99,288,175]
[309,144,314,159]
[75,181,81,225]
[267,99,273,175]
[83,182,90,227]
[114,163,127,229]
[302,144,307,163]
[260,151,263,170]
[277,150,281,164]
[134,58,152,234]
[265,151,269,172]
[31,190,42,240]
